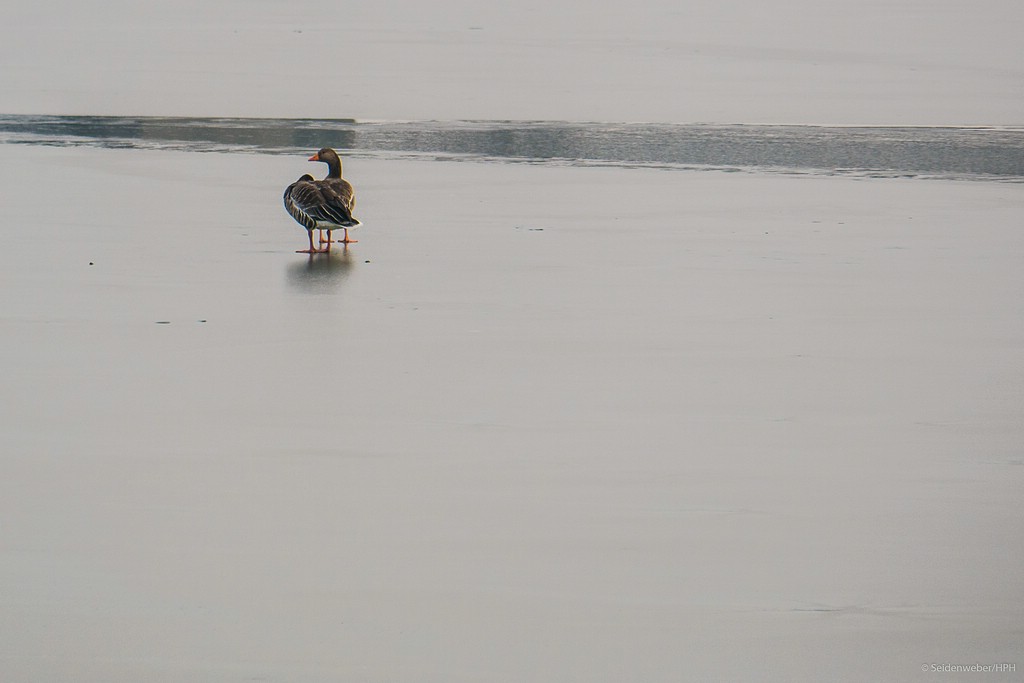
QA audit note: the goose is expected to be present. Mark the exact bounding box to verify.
[283,148,361,253]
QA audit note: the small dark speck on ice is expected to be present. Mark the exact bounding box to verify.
[156,321,171,324]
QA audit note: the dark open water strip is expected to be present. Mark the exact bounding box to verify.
[2,115,1023,181]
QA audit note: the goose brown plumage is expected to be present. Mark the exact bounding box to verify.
[283,148,361,253]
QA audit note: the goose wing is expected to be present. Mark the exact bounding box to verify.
[283,175,322,230]
[284,175,360,229]
[291,180,357,227]
[317,178,359,225]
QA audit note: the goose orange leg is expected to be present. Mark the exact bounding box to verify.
[296,230,326,254]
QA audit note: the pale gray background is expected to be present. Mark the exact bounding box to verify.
[3,0,1022,124]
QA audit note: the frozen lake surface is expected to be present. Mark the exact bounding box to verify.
[2,0,1022,680]
[1,138,1022,683]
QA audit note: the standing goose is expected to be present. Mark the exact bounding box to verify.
[283,174,322,253]
[283,148,361,253]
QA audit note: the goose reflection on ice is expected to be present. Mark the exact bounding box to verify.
[286,246,355,293]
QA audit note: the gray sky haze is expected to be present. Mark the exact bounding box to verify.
[3,0,1022,123]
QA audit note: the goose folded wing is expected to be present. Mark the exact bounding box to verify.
[287,182,324,213]
[288,184,340,221]
[313,185,357,225]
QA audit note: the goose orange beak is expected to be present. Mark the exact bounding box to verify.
[308,153,320,161]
